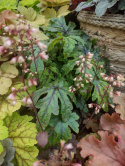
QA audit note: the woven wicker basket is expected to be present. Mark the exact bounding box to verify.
[77,11,125,82]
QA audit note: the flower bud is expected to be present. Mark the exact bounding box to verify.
[30,28,39,34]
[60,140,65,148]
[10,57,17,64]
[26,98,32,105]
[37,42,47,49]
[11,100,16,106]
[4,40,12,48]
[115,91,121,97]
[7,93,15,100]
[79,55,83,59]
[100,73,105,77]
[82,57,85,62]
[86,52,93,59]
[18,56,25,63]
[11,87,16,92]
[39,52,49,60]
[88,103,93,108]
[64,143,73,150]
[4,26,9,32]
[32,79,37,86]
[28,79,33,87]
[22,97,27,104]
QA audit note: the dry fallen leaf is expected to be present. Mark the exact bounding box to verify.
[83,118,99,132]
[113,93,125,120]
[100,113,124,132]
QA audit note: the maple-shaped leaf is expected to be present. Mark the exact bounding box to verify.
[100,113,124,132]
[33,81,73,129]
[78,124,125,166]
[0,120,8,154]
[0,62,18,95]
[42,5,69,26]
[0,0,17,11]
[18,6,37,21]
[45,16,82,36]
[18,6,48,40]
[113,93,125,120]
[1,138,15,166]
[19,0,38,7]
[3,112,38,166]
[49,112,79,143]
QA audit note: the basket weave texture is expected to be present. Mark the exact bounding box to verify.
[77,11,125,81]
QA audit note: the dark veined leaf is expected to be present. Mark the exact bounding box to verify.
[92,80,109,111]
[33,81,73,129]
[48,34,84,56]
[62,59,77,75]
[76,96,88,113]
[95,0,119,17]
[49,112,79,144]
[118,0,125,10]
[30,57,44,79]
[44,16,83,37]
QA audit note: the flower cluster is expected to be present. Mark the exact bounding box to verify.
[0,15,48,106]
[69,52,94,92]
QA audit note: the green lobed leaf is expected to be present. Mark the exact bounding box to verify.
[44,16,83,37]
[33,81,73,129]
[49,112,79,143]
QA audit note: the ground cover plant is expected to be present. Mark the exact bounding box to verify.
[0,1,125,166]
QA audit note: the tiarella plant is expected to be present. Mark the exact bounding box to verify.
[0,2,125,165]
